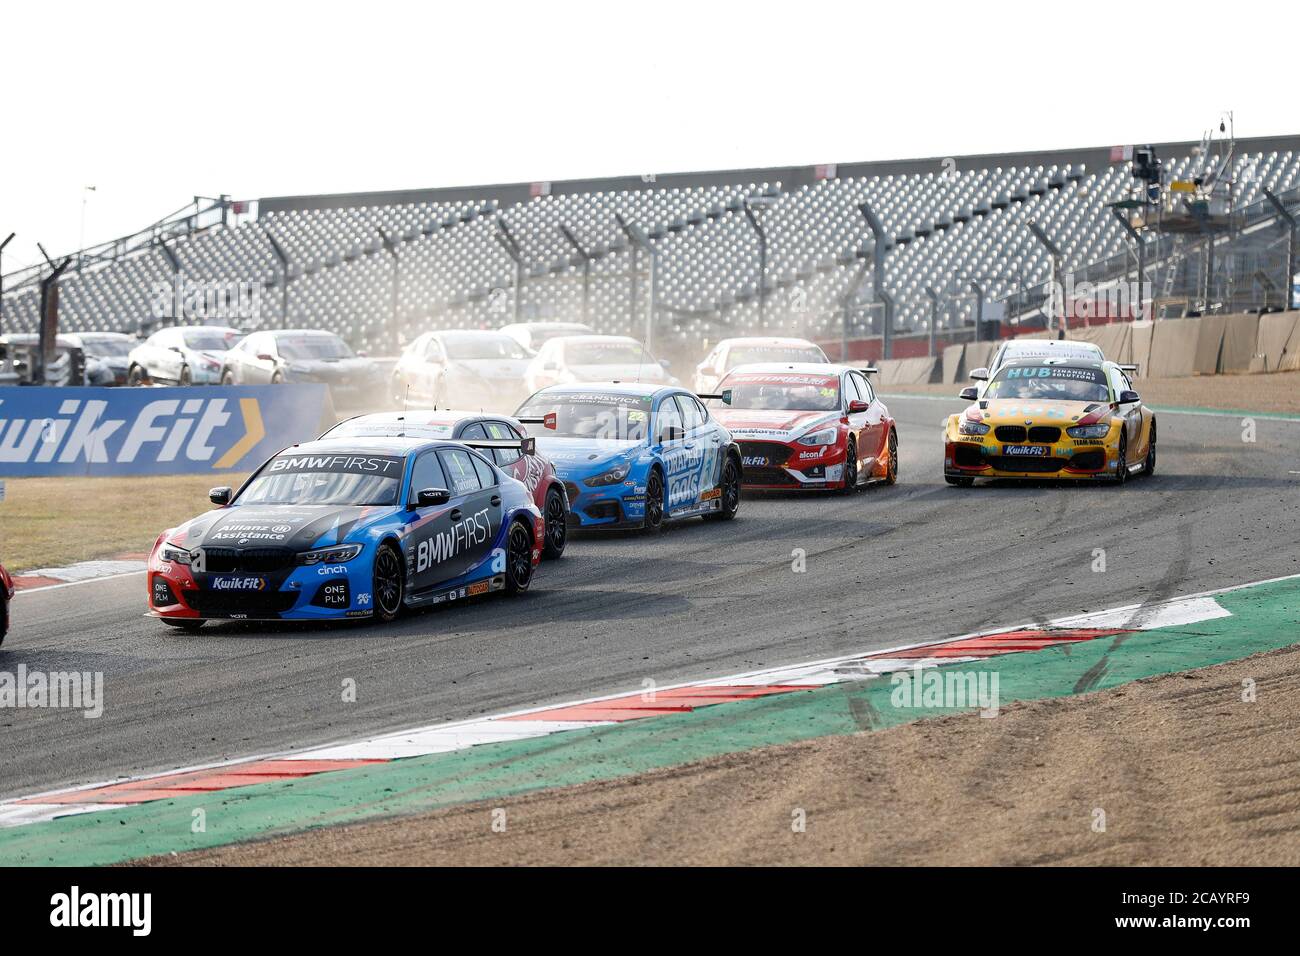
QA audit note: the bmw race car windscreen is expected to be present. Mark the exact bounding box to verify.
[985,366,1109,403]
[517,392,652,440]
[237,453,405,506]
[711,373,840,411]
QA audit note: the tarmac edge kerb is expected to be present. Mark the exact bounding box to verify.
[0,573,1296,865]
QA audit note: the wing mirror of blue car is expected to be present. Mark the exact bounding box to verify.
[958,386,979,401]
[847,399,869,413]
[1118,390,1141,405]
[414,487,451,508]
[209,486,232,506]
[969,367,989,381]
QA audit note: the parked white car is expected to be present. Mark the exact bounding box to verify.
[391,329,535,411]
[523,335,677,394]
[127,325,243,385]
[693,336,829,393]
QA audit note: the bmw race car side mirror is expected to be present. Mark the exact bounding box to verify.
[1118,390,1141,405]
[969,367,989,381]
[847,399,869,413]
[209,486,232,506]
[414,487,452,508]
[958,386,979,401]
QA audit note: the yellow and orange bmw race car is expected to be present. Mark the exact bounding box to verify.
[943,357,1156,486]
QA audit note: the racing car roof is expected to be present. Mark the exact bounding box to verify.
[715,336,823,349]
[323,409,522,439]
[995,339,1105,362]
[529,381,678,398]
[722,362,844,377]
[280,436,450,459]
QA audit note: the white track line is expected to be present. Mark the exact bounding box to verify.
[13,569,146,595]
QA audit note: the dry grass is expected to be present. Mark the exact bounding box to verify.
[0,473,247,571]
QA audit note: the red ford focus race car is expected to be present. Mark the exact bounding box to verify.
[322,409,571,558]
[1,560,13,645]
[703,363,898,492]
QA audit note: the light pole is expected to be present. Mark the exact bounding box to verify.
[0,232,14,334]
[1027,220,1062,336]
[616,214,658,351]
[495,216,524,324]
[78,186,96,271]
[858,203,896,358]
[743,195,777,327]
[558,224,592,325]
[379,229,400,351]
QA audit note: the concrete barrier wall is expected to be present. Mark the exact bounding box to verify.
[1193,314,1227,374]
[1146,318,1200,379]
[1257,313,1299,371]
[1130,323,1154,379]
[876,356,940,386]
[1283,317,1300,371]
[942,344,965,384]
[1219,313,1261,374]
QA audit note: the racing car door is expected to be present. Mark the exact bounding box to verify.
[1109,366,1148,458]
[407,447,501,590]
[848,370,887,468]
[653,394,694,511]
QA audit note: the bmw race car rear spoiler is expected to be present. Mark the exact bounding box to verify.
[462,437,537,456]
[859,366,880,375]
[1119,364,1140,374]
[517,413,557,430]
[696,390,732,404]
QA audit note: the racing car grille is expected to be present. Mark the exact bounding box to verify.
[1067,450,1106,471]
[738,442,793,467]
[993,426,1027,443]
[742,466,796,485]
[1027,426,1061,443]
[184,589,300,617]
[200,547,295,573]
[986,456,1067,473]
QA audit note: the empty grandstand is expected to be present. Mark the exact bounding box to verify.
[3,135,1298,362]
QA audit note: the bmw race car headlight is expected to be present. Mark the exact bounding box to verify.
[296,543,363,565]
[159,542,193,565]
[1067,424,1111,439]
[957,419,990,435]
[797,427,837,446]
[584,463,631,486]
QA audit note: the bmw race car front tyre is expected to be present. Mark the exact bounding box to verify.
[642,469,666,534]
[504,520,535,594]
[1113,435,1129,486]
[704,456,741,522]
[373,542,405,622]
[1143,420,1157,478]
[162,618,205,631]
[542,486,568,558]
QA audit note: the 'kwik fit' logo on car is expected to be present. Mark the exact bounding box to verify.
[0,397,262,469]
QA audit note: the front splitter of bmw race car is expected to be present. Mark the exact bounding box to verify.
[735,438,850,490]
[147,539,382,622]
[943,424,1118,481]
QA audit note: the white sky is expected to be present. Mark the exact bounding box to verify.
[2,0,1296,273]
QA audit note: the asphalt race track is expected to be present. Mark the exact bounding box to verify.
[4,395,1299,801]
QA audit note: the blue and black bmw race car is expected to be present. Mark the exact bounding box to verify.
[147,435,544,629]
[515,383,742,531]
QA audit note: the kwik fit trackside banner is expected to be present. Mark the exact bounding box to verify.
[0,386,331,477]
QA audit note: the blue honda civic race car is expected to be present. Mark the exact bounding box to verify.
[148,436,544,629]
[515,383,742,531]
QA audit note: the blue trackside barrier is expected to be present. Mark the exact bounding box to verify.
[0,385,332,477]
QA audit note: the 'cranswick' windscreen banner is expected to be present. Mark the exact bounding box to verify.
[0,385,332,477]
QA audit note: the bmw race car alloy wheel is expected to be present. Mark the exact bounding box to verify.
[221,371,235,386]
[884,429,898,485]
[1114,434,1129,486]
[705,454,741,521]
[643,468,666,533]
[839,438,858,494]
[128,365,147,386]
[505,521,535,594]
[542,486,568,558]
[373,542,405,621]
[1144,419,1157,478]
[179,365,192,386]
